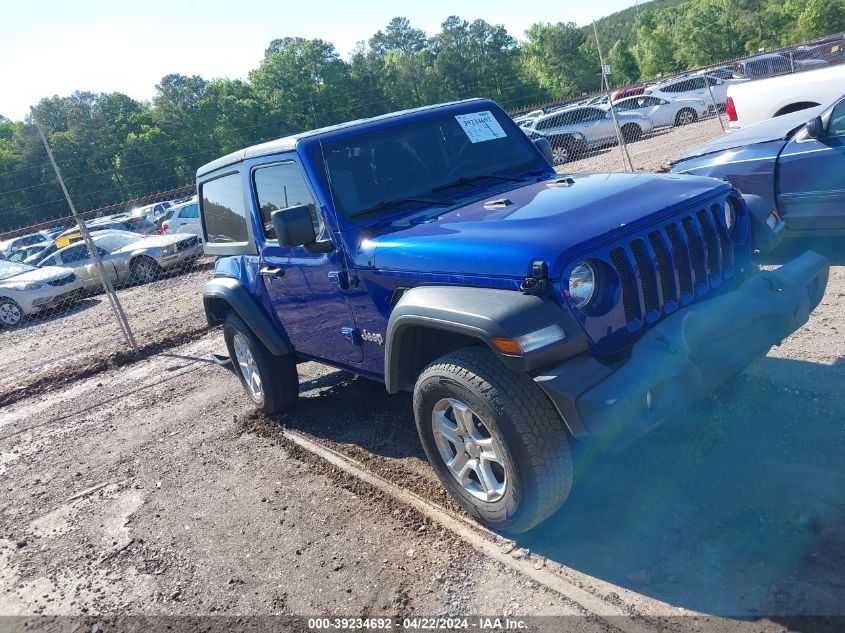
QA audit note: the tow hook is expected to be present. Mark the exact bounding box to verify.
[520,260,550,295]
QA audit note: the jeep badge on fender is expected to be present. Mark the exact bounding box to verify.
[197,99,829,534]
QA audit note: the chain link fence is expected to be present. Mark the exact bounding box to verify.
[2,29,843,395]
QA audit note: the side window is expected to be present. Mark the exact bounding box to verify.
[59,244,89,264]
[201,173,249,244]
[535,117,553,131]
[179,204,199,219]
[253,162,320,240]
[690,77,706,90]
[829,100,845,137]
[584,108,605,122]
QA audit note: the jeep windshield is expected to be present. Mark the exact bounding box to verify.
[311,108,547,219]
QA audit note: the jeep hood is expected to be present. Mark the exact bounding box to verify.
[356,173,730,278]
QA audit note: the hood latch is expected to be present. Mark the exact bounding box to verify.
[520,260,549,295]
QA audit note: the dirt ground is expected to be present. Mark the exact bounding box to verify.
[2,262,845,626]
[0,336,601,624]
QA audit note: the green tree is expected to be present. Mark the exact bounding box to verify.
[795,0,845,40]
[249,37,354,130]
[634,12,683,78]
[606,40,641,85]
[521,22,598,97]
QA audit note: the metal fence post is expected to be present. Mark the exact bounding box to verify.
[593,22,634,172]
[30,107,139,354]
[703,77,726,133]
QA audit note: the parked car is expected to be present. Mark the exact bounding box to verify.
[695,65,735,80]
[0,232,51,257]
[725,63,845,129]
[0,260,83,328]
[521,128,587,165]
[162,198,201,236]
[37,230,203,290]
[613,95,709,128]
[669,93,845,244]
[197,98,827,534]
[126,200,174,223]
[644,75,739,110]
[733,53,826,80]
[526,104,654,151]
[6,242,51,263]
[52,217,157,250]
[611,85,646,101]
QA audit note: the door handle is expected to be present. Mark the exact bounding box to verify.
[260,266,285,279]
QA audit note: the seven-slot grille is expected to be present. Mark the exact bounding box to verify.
[609,202,736,327]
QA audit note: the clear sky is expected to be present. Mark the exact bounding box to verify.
[0,0,640,121]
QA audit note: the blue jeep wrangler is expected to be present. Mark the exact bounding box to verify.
[198,99,829,533]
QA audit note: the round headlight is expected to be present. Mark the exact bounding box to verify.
[724,199,736,232]
[569,261,596,309]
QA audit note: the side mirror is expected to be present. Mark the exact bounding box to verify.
[532,138,554,166]
[806,115,827,140]
[271,205,316,248]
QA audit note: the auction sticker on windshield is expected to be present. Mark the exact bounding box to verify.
[455,111,507,143]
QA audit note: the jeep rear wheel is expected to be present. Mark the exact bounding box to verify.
[223,313,299,414]
[413,347,573,534]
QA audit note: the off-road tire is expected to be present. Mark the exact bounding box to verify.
[131,256,162,284]
[413,346,573,534]
[223,313,299,414]
[675,108,698,126]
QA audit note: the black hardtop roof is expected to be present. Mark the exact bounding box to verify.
[196,98,488,179]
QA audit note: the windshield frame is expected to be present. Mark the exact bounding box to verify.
[302,101,552,227]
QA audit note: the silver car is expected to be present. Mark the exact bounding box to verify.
[37,230,203,291]
[527,105,654,152]
[613,95,710,128]
[0,260,84,328]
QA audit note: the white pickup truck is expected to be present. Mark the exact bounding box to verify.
[726,63,845,129]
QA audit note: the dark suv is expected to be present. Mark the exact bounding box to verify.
[198,99,828,533]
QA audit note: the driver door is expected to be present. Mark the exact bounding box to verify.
[777,98,845,233]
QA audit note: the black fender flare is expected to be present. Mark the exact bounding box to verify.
[203,277,290,356]
[741,193,786,253]
[384,286,586,394]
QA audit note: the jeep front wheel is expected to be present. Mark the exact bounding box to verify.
[223,313,299,414]
[413,347,573,534]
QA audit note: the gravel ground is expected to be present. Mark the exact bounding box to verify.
[0,336,597,623]
[560,116,727,174]
[1,264,844,623]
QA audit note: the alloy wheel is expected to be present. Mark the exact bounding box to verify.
[233,332,263,400]
[0,301,22,327]
[431,398,507,502]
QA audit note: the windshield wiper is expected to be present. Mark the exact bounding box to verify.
[361,196,456,214]
[432,173,528,192]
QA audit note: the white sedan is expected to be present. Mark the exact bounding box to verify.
[0,260,84,328]
[613,95,710,128]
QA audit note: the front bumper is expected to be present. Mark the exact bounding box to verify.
[160,244,202,269]
[535,251,829,446]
